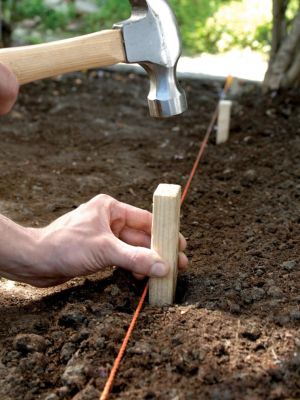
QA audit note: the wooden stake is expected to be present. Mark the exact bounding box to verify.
[216,100,232,145]
[149,184,181,306]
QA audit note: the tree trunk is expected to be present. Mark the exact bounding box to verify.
[263,0,300,90]
[270,0,288,60]
[0,0,17,47]
[0,19,12,47]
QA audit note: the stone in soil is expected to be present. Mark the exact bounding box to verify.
[267,286,284,298]
[290,309,300,321]
[71,385,100,400]
[241,326,261,341]
[13,334,48,354]
[58,308,86,328]
[61,363,88,390]
[60,342,77,363]
[280,260,297,271]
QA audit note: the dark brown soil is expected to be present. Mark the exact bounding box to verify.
[0,71,299,400]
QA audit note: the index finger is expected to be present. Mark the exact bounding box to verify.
[118,202,187,247]
[119,202,152,234]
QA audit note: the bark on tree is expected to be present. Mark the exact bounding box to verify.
[0,0,16,47]
[0,20,12,47]
[270,0,288,60]
[263,0,300,90]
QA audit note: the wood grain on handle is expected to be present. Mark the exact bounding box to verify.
[0,29,126,84]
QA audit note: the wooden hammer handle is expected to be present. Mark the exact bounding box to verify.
[0,29,126,84]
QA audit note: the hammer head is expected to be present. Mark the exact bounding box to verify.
[114,0,187,118]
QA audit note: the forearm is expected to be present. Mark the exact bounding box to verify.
[0,214,37,282]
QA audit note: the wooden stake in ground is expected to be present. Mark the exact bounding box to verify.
[216,100,232,145]
[149,184,181,306]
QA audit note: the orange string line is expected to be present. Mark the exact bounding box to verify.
[181,74,233,204]
[181,107,218,204]
[100,282,149,400]
[99,75,233,400]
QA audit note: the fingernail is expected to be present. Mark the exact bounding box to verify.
[150,262,168,277]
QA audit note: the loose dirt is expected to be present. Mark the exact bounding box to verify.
[0,71,299,400]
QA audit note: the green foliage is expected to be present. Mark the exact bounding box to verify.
[169,0,233,53]
[286,0,300,20]
[2,0,275,54]
[172,0,272,53]
[81,5,129,33]
[14,0,46,18]
[14,0,76,31]
[94,0,130,23]
[23,34,43,45]
[81,0,130,33]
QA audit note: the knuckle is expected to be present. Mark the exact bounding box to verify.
[89,193,112,206]
[97,193,112,203]
[94,194,119,211]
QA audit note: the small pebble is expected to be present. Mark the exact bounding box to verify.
[241,327,261,341]
[241,287,265,304]
[44,394,59,400]
[267,286,283,299]
[229,302,240,314]
[274,315,290,326]
[56,386,70,397]
[51,331,66,342]
[129,341,151,355]
[58,310,85,328]
[280,260,296,271]
[60,342,76,363]
[265,278,275,287]
[241,169,257,186]
[104,284,121,296]
[290,310,300,321]
[94,337,105,350]
[71,385,100,400]
[69,329,89,344]
[61,364,87,390]
[13,334,48,354]
[255,269,264,276]
[251,287,265,301]
[90,302,113,316]
[19,351,46,373]
[234,282,242,292]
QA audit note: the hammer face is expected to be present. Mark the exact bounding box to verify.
[144,64,187,118]
[115,0,187,118]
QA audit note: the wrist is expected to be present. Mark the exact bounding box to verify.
[0,215,41,283]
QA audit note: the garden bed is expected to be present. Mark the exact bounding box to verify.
[0,71,299,399]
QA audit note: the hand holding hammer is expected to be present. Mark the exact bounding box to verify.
[0,0,187,118]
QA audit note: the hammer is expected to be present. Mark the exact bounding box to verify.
[0,0,187,118]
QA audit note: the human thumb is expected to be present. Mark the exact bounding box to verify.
[106,236,169,277]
